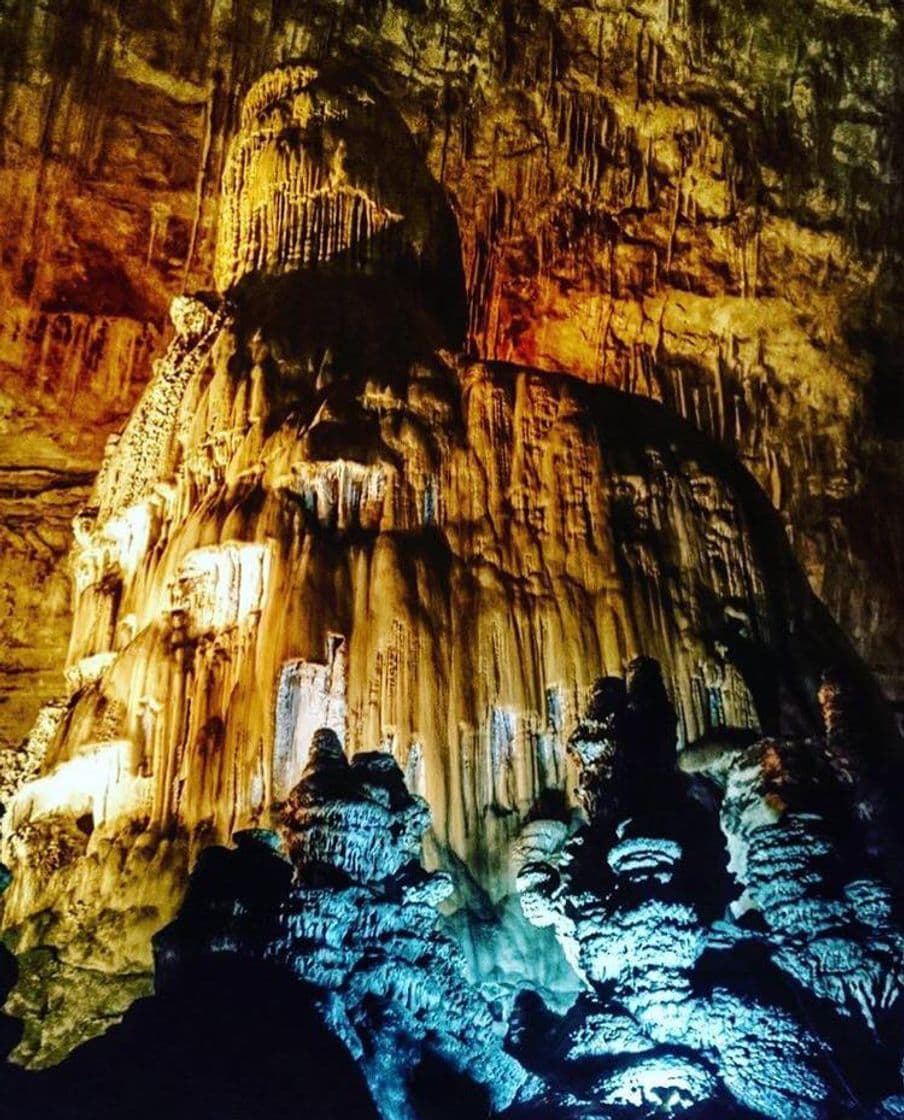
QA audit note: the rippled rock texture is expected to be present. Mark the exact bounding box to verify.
[154,731,534,1119]
[514,658,904,1118]
[1,57,901,1068]
[3,659,900,1117]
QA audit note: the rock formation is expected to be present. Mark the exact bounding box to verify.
[2,659,899,1116]
[154,729,535,1120]
[0,57,900,1069]
[0,3,902,1117]
[713,682,904,1059]
[515,657,904,1117]
[2,1,903,778]
[0,849,383,1120]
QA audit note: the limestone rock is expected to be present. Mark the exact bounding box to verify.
[719,730,904,1050]
[514,656,902,1118]
[1,53,900,1076]
[2,0,903,772]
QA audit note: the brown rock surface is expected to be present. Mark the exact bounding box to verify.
[1,57,899,1067]
[1,2,903,762]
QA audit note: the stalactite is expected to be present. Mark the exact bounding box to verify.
[214,67,405,292]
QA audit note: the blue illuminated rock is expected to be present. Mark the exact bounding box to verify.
[719,727,904,1059]
[516,658,842,1119]
[90,664,904,1119]
[155,729,537,1120]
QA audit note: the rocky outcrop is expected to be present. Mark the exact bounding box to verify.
[714,690,904,1053]
[2,661,904,1115]
[0,866,381,1120]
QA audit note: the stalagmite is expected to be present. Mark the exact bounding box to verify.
[154,731,536,1120]
[514,659,900,1118]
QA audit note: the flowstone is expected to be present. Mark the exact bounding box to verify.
[2,59,899,1069]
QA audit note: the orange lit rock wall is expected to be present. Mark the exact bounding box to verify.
[2,1,903,773]
[2,52,900,1067]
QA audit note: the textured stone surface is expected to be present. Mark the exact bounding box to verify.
[2,57,900,1069]
[155,733,535,1120]
[1,0,903,769]
[1,661,903,1114]
[516,657,904,1117]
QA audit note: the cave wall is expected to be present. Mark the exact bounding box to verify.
[1,0,903,765]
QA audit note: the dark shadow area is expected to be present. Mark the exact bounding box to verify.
[228,57,467,354]
[1,957,380,1120]
[576,368,895,751]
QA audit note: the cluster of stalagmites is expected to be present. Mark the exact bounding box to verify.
[138,657,904,1120]
[154,728,537,1120]
[513,659,904,1119]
